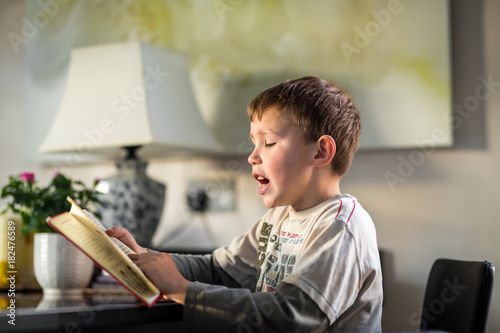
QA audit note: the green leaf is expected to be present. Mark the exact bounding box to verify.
[1,172,101,236]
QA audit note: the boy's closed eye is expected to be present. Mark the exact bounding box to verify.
[265,141,276,147]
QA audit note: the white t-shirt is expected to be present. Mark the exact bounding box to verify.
[213,193,383,331]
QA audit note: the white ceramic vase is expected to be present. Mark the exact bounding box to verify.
[34,233,94,298]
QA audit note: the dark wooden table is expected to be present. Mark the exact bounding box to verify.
[0,289,184,333]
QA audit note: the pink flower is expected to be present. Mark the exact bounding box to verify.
[53,172,60,178]
[93,178,100,186]
[20,172,35,183]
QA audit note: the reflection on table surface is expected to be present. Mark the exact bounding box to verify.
[0,288,184,333]
[1,288,142,314]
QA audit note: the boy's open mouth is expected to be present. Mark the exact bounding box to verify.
[255,175,270,194]
[257,176,270,187]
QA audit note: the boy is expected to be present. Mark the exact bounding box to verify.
[108,76,383,332]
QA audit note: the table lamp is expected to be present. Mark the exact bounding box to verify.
[39,42,221,248]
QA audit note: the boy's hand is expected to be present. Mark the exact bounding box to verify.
[128,252,191,305]
[106,226,148,254]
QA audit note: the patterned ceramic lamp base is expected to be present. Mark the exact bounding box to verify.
[96,158,165,249]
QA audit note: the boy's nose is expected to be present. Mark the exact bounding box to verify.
[248,148,261,165]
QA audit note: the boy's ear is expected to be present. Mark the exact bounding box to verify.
[312,135,336,168]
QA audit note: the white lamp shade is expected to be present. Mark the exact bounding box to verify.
[39,42,221,157]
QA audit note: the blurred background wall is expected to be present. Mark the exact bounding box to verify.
[1,0,499,331]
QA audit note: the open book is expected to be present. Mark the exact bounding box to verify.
[46,197,161,306]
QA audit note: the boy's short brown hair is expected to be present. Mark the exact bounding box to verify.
[248,76,361,177]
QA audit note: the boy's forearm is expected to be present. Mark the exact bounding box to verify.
[170,253,241,288]
[169,253,212,282]
[182,281,328,332]
[167,280,191,305]
[158,253,241,305]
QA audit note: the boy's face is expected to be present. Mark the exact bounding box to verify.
[248,109,317,210]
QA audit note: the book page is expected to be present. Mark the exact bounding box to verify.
[48,211,160,306]
[68,197,134,256]
[82,209,135,256]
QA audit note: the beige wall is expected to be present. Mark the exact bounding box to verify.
[1,0,499,331]
[344,0,500,330]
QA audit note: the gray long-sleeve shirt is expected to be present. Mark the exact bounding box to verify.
[171,253,330,332]
[170,194,383,332]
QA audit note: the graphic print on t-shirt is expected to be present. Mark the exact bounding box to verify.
[257,222,273,268]
[256,228,304,292]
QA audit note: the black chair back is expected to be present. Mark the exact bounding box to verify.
[420,258,494,333]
